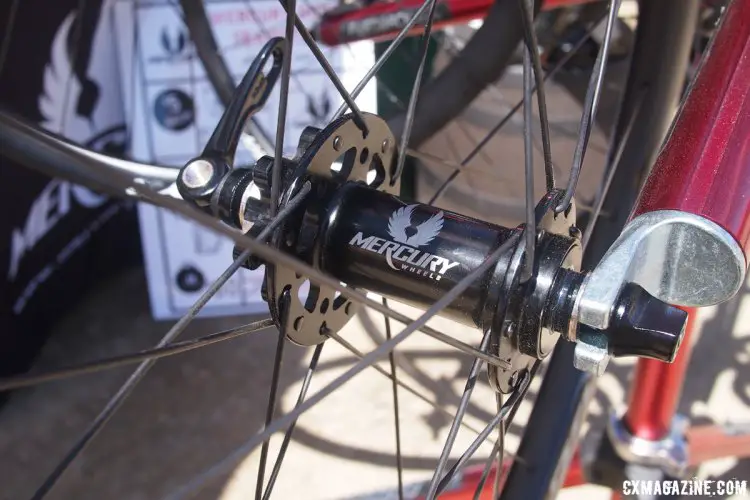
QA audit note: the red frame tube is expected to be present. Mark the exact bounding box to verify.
[630,0,750,256]
[625,0,750,442]
[687,424,750,466]
[418,453,586,499]
[315,0,598,45]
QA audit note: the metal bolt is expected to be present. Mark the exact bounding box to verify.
[333,136,343,151]
[569,226,582,239]
[381,139,390,153]
[181,159,214,188]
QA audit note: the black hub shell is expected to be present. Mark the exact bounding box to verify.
[322,182,516,327]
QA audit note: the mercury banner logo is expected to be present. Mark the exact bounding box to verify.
[349,205,460,281]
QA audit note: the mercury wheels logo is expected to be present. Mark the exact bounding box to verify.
[388,205,442,246]
[349,205,460,281]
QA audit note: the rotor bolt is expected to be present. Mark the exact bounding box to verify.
[333,136,343,151]
[381,139,390,153]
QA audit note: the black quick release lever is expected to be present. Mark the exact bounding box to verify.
[177,37,285,219]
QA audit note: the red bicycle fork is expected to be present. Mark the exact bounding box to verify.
[622,0,750,471]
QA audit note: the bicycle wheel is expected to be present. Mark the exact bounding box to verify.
[0,0,739,499]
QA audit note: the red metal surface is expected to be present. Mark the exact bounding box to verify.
[315,0,596,45]
[687,424,750,466]
[631,0,750,256]
[624,309,696,440]
[424,452,586,499]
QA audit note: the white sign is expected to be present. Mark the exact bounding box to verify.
[114,0,376,319]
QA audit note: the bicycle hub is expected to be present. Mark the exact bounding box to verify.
[176,40,688,392]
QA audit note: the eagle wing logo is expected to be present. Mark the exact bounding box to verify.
[387,205,444,247]
[387,205,415,243]
[40,13,79,134]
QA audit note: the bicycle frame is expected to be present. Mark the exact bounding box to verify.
[421,0,750,496]
[315,0,599,45]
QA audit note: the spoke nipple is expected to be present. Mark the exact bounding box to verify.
[333,136,343,151]
[381,139,390,153]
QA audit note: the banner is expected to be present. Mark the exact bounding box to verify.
[0,0,140,380]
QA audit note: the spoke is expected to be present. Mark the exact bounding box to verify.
[270,0,297,214]
[241,0,320,109]
[473,439,502,500]
[531,126,561,180]
[255,329,287,500]
[582,89,645,248]
[391,0,439,184]
[424,329,492,499]
[261,344,324,500]
[421,325,509,368]
[163,235,520,500]
[296,0,407,113]
[331,0,435,120]
[428,13,608,206]
[435,366,535,496]
[277,0,368,133]
[29,184,311,500]
[0,319,273,391]
[473,394,504,500]
[407,148,465,172]
[520,30,535,282]
[518,0,554,192]
[382,298,404,500]
[327,332,486,437]
[491,393,506,499]
[555,0,623,213]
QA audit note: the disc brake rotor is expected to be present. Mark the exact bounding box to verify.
[265,113,400,345]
